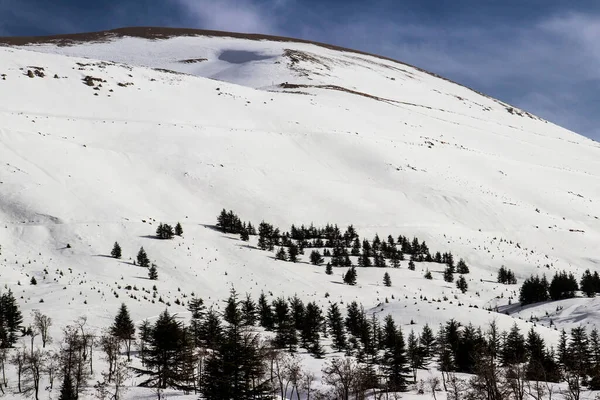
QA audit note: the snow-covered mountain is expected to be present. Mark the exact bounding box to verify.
[1,27,600,355]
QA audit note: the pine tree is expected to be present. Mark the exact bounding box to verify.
[383,320,409,392]
[302,302,324,357]
[581,269,596,297]
[275,247,287,261]
[156,223,174,239]
[327,303,346,352]
[456,275,468,293]
[240,229,249,242]
[310,250,324,265]
[110,303,135,361]
[383,272,392,287]
[30,277,37,285]
[137,247,150,268]
[174,222,183,236]
[568,326,589,374]
[142,309,195,390]
[201,308,223,350]
[111,242,122,259]
[287,243,299,263]
[419,324,436,366]
[240,294,257,326]
[0,290,23,348]
[343,266,357,285]
[257,292,273,330]
[187,297,205,348]
[407,330,422,382]
[148,264,158,280]
[456,259,469,274]
[557,328,569,368]
[58,374,76,400]
[325,262,333,275]
[501,323,526,366]
[408,260,415,271]
[424,270,432,279]
[443,266,454,283]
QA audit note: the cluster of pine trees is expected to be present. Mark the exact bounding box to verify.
[216,209,255,236]
[155,222,183,239]
[217,211,469,278]
[580,269,600,297]
[519,270,581,305]
[497,266,517,284]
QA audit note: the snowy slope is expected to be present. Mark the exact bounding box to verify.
[1,30,600,391]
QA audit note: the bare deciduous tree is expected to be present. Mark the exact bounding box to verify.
[301,371,316,400]
[0,348,7,392]
[322,357,362,400]
[427,376,440,400]
[100,333,120,383]
[32,310,52,348]
[23,349,46,400]
[10,347,26,393]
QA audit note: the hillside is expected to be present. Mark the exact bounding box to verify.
[1,27,600,398]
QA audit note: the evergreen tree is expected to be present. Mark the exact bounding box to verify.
[201,308,223,350]
[408,260,415,271]
[589,328,600,389]
[287,242,299,263]
[456,275,468,293]
[310,250,324,265]
[325,262,333,275]
[137,247,150,268]
[519,274,549,305]
[241,294,257,327]
[580,269,596,297]
[501,323,526,366]
[288,295,306,331]
[223,289,243,327]
[30,277,37,285]
[187,297,205,348]
[240,228,249,242]
[302,302,324,357]
[383,321,409,392]
[406,330,422,382]
[140,309,195,390]
[275,247,287,261]
[343,266,357,285]
[456,259,469,274]
[557,328,569,368]
[203,315,269,399]
[110,242,122,259]
[327,303,346,352]
[156,223,175,239]
[58,374,76,400]
[568,326,589,374]
[110,303,135,361]
[424,269,432,279]
[549,271,578,300]
[0,290,23,348]
[174,222,183,236]
[443,266,454,283]
[419,324,436,366]
[383,272,392,287]
[257,292,273,330]
[148,264,158,280]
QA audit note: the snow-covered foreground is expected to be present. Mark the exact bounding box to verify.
[1,29,600,398]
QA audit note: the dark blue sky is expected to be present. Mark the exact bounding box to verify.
[2,0,599,139]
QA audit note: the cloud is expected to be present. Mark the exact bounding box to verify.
[171,0,292,34]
